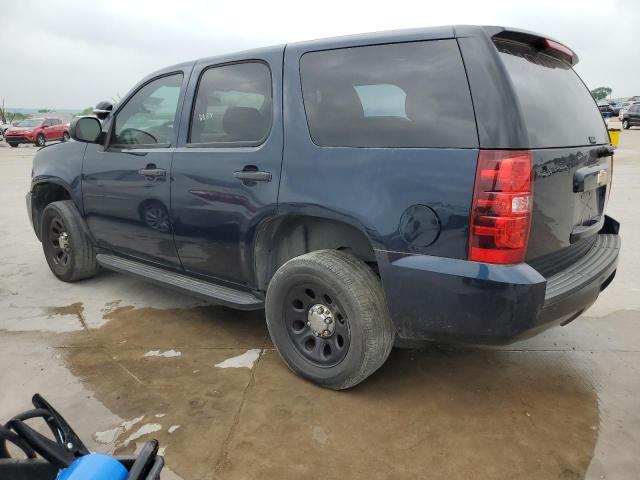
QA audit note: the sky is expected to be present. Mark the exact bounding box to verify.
[1,0,638,110]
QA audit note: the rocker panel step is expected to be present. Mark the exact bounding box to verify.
[96,254,263,310]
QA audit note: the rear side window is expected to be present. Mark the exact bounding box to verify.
[300,40,477,148]
[190,62,272,146]
[494,39,608,147]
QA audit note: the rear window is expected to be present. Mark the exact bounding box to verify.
[190,62,272,146]
[300,40,478,148]
[494,39,608,147]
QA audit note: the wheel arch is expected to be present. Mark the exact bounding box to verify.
[253,214,380,291]
[31,181,75,240]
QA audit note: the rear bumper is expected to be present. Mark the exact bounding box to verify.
[378,225,620,344]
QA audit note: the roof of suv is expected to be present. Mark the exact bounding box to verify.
[152,25,564,79]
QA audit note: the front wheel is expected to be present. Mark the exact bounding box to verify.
[622,119,630,130]
[8,143,18,148]
[62,132,70,142]
[266,250,394,390]
[41,201,101,282]
[35,133,45,147]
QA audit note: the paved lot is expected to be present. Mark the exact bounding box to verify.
[1,132,639,479]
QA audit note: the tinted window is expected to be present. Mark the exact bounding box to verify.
[494,39,608,147]
[113,73,183,146]
[300,40,477,148]
[190,62,272,145]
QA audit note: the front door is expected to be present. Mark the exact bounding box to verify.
[630,105,640,126]
[171,52,284,286]
[82,71,188,267]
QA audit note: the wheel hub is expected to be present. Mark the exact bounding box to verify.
[58,232,69,251]
[307,303,335,338]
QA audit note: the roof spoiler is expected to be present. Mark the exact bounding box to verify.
[492,29,579,66]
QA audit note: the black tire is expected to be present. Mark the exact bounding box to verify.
[9,143,18,148]
[622,119,630,130]
[266,249,394,389]
[62,131,70,142]
[41,200,101,282]
[35,133,45,147]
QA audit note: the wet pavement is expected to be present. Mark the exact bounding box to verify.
[1,132,639,479]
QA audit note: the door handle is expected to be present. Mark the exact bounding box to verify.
[233,166,272,183]
[138,165,166,178]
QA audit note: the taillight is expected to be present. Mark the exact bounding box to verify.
[543,39,574,59]
[469,150,533,264]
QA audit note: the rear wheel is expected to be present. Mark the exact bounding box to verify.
[41,201,101,282]
[9,143,18,148]
[266,249,394,389]
[35,133,45,147]
[622,119,630,130]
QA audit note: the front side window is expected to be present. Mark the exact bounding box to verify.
[190,62,272,145]
[300,40,477,148]
[112,73,183,146]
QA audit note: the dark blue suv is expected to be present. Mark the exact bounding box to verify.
[26,26,620,389]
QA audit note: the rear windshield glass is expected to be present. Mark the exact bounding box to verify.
[494,39,608,147]
[300,40,478,148]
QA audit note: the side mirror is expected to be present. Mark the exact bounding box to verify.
[70,116,102,143]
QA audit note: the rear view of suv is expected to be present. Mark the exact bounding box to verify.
[26,26,620,389]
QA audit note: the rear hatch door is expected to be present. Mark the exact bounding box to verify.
[493,34,612,270]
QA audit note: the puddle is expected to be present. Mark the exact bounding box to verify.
[47,302,88,329]
[57,305,267,479]
[216,349,600,480]
[51,304,604,479]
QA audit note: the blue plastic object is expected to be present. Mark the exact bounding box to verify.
[56,454,128,480]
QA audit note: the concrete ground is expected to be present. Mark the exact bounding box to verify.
[1,131,639,479]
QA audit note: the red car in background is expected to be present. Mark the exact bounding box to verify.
[4,118,69,147]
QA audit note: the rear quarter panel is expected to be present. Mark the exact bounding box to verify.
[280,32,479,260]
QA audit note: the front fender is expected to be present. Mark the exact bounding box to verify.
[31,141,88,212]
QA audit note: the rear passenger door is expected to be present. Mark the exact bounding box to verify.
[50,119,64,140]
[42,119,57,141]
[171,50,284,286]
